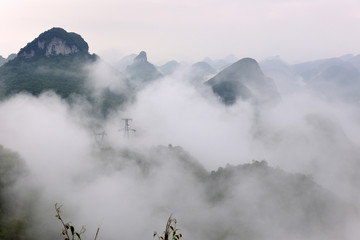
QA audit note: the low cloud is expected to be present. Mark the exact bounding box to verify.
[0,61,360,240]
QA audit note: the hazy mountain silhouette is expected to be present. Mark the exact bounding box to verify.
[292,56,360,101]
[114,53,137,71]
[158,60,180,75]
[206,58,280,105]
[124,51,163,89]
[187,61,217,84]
[203,55,238,71]
[260,57,300,94]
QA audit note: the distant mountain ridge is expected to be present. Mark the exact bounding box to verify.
[203,55,238,71]
[114,54,137,71]
[3,26,360,109]
[158,60,180,75]
[259,55,360,102]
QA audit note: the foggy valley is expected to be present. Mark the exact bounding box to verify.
[1,27,360,240]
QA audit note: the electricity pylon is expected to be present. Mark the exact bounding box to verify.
[121,118,136,138]
[94,130,107,147]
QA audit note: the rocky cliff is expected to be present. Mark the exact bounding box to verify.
[18,27,89,58]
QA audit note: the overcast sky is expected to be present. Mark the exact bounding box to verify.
[1,0,360,64]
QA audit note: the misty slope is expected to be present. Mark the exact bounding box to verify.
[0,27,97,99]
[188,61,217,83]
[291,56,360,102]
[205,161,350,239]
[0,83,359,239]
[91,145,352,240]
[1,117,350,240]
[158,60,180,76]
[203,55,238,71]
[0,145,36,240]
[340,54,360,71]
[124,51,163,90]
[114,53,137,71]
[95,51,165,115]
[95,145,208,180]
[206,58,280,105]
[260,57,301,95]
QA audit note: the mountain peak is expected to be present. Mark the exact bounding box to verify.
[125,51,163,85]
[206,57,280,105]
[18,27,89,58]
[134,51,147,63]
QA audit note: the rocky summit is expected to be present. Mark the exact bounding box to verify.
[0,27,96,99]
[18,27,89,58]
[133,51,148,63]
[125,51,163,86]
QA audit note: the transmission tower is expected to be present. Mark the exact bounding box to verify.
[94,130,107,147]
[121,118,136,138]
